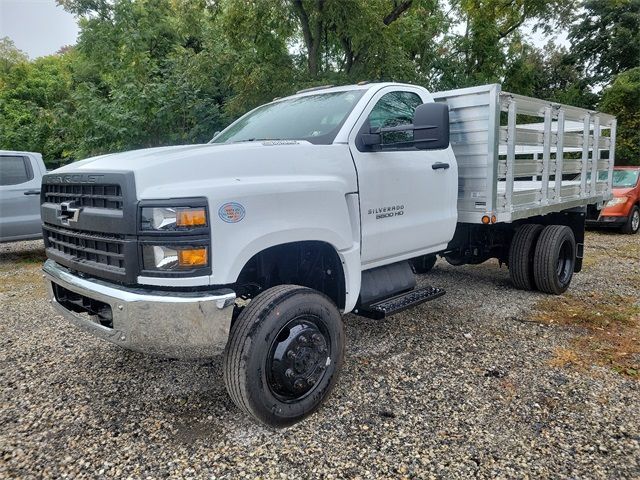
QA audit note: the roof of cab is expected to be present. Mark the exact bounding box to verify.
[285,82,418,99]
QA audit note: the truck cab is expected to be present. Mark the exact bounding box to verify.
[41,82,615,427]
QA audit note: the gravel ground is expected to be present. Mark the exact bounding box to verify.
[1,232,639,479]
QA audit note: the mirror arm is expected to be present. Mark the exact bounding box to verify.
[377,124,413,134]
[413,124,438,132]
[376,124,437,134]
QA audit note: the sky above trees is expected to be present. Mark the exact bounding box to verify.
[0,0,79,58]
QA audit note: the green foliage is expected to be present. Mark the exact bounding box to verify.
[64,0,232,158]
[502,43,598,108]
[439,0,576,88]
[0,0,635,166]
[0,51,75,161]
[569,0,640,84]
[600,68,640,166]
[0,37,28,76]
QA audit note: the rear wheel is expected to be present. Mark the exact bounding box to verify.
[411,254,437,274]
[508,223,544,291]
[223,285,344,428]
[622,205,640,234]
[533,225,576,295]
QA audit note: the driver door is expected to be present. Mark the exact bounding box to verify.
[348,87,458,268]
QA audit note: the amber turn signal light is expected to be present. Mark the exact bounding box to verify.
[178,247,208,267]
[177,208,207,227]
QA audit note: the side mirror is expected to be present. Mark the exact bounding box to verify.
[413,103,449,150]
[361,131,381,148]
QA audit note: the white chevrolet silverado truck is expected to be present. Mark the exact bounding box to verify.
[41,82,616,427]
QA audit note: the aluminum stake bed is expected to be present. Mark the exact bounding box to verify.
[433,84,615,223]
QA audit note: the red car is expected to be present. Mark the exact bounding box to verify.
[587,167,640,234]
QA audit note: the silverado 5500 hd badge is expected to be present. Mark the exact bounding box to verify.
[368,204,404,220]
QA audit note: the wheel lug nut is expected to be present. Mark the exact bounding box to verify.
[294,379,305,390]
[285,368,295,378]
[287,350,296,359]
[311,333,322,343]
[307,377,315,385]
[299,335,308,344]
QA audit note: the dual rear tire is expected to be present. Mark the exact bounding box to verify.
[509,224,576,294]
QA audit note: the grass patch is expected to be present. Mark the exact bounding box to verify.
[0,248,46,267]
[616,241,640,259]
[0,268,46,296]
[534,293,640,378]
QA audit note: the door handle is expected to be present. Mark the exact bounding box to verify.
[24,190,41,195]
[432,162,450,170]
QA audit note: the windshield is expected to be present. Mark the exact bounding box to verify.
[212,90,365,145]
[612,169,640,188]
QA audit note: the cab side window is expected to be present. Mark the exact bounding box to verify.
[368,91,423,147]
[0,156,32,186]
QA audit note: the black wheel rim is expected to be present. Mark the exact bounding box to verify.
[266,315,331,402]
[556,239,574,285]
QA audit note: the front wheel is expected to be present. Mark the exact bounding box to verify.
[223,285,344,428]
[622,205,640,234]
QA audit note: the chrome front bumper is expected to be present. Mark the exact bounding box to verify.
[43,260,236,359]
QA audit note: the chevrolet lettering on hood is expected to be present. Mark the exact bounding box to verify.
[46,173,105,184]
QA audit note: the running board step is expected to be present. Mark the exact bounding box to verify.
[355,286,446,320]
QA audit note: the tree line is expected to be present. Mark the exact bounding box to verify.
[0,0,638,167]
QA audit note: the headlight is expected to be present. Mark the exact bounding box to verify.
[606,197,628,208]
[141,206,207,231]
[142,245,208,271]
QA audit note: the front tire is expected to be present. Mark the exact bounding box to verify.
[223,285,344,428]
[622,205,640,234]
[533,225,576,295]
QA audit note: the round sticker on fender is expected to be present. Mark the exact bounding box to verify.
[218,202,246,223]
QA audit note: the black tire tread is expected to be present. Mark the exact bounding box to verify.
[223,285,344,428]
[223,284,311,420]
[509,223,544,291]
[533,225,575,295]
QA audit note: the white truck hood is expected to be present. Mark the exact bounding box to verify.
[53,142,358,200]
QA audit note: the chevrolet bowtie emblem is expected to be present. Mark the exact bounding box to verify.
[58,201,81,225]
